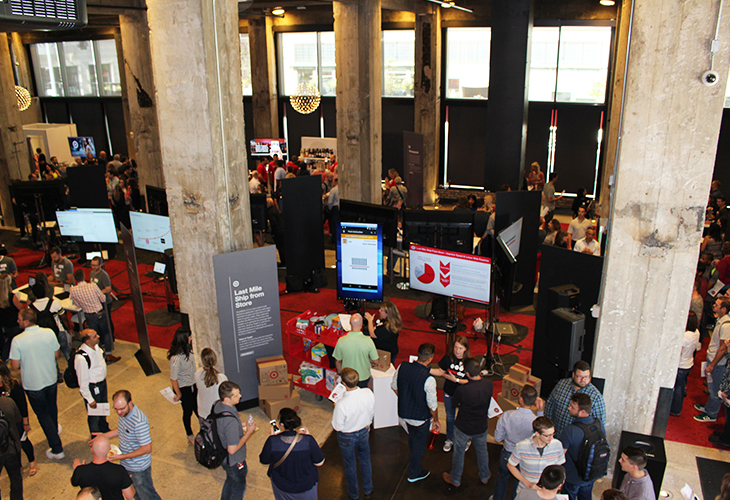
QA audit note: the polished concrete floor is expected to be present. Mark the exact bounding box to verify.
[0,339,726,500]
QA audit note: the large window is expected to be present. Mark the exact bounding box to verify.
[30,39,121,97]
[382,30,414,97]
[445,28,491,99]
[240,33,252,95]
[279,32,327,96]
[529,26,612,104]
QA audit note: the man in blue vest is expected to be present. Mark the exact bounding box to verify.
[391,343,441,483]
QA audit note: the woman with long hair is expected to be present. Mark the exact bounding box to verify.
[0,361,36,476]
[364,301,403,363]
[430,335,471,452]
[111,180,131,230]
[259,408,325,500]
[194,348,228,419]
[167,328,198,442]
[702,223,724,257]
[0,274,21,361]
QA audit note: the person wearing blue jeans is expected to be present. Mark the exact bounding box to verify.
[214,381,255,500]
[671,312,701,416]
[332,368,375,499]
[431,336,470,452]
[442,358,493,488]
[129,467,163,500]
[221,462,247,500]
[26,384,63,454]
[695,298,730,422]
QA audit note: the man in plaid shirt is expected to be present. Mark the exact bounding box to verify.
[70,269,120,364]
[544,360,605,437]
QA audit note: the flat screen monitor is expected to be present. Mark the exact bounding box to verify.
[68,136,96,158]
[56,208,118,243]
[402,209,474,254]
[339,199,399,249]
[409,243,491,304]
[146,185,168,216]
[336,222,383,302]
[129,212,173,253]
[249,139,287,158]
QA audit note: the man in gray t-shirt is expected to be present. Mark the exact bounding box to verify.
[515,465,565,500]
[90,257,114,337]
[542,174,562,225]
[50,247,74,291]
[215,381,255,499]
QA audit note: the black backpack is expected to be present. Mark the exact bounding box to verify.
[63,349,91,389]
[194,407,236,469]
[29,299,59,335]
[0,409,10,454]
[574,418,611,481]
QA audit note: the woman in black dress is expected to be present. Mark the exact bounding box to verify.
[364,301,403,364]
[0,362,36,476]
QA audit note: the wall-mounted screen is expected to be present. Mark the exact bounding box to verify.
[336,222,383,302]
[68,136,96,158]
[249,139,287,157]
[56,208,118,243]
[409,243,491,304]
[129,211,173,253]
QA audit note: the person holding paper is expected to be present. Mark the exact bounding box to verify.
[167,328,198,443]
[331,367,375,500]
[442,358,493,489]
[76,328,110,436]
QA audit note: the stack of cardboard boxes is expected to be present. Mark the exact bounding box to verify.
[497,363,542,412]
[256,355,301,419]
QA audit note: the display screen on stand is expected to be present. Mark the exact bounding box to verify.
[336,222,383,302]
[56,208,118,243]
[129,212,173,253]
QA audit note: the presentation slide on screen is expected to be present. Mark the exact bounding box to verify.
[249,139,287,157]
[68,136,96,158]
[340,222,380,293]
[56,208,118,243]
[129,212,173,252]
[409,244,491,304]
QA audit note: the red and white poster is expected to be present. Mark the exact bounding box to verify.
[409,244,491,304]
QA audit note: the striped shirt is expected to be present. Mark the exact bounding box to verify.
[494,407,543,453]
[169,352,195,388]
[118,404,152,472]
[69,281,105,314]
[508,436,566,492]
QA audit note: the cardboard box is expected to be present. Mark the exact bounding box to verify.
[526,375,542,397]
[488,409,502,440]
[372,350,391,372]
[498,393,520,413]
[256,355,288,386]
[508,364,531,385]
[501,375,523,402]
[260,390,301,419]
[258,375,293,401]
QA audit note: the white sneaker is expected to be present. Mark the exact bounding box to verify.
[466,439,471,452]
[57,423,62,435]
[46,448,65,460]
[443,439,453,452]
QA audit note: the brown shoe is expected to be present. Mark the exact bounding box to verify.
[105,354,121,364]
[442,472,460,488]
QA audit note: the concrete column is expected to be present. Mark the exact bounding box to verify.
[598,0,630,221]
[334,0,382,204]
[594,0,730,447]
[484,0,532,191]
[248,17,279,138]
[147,0,252,360]
[113,28,136,163]
[10,33,32,93]
[414,6,441,206]
[119,11,165,196]
[0,34,29,228]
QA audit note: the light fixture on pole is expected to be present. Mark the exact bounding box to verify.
[15,86,31,112]
[290,82,321,114]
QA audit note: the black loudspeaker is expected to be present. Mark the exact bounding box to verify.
[546,308,584,372]
[286,275,304,293]
[164,249,177,295]
[613,431,666,499]
[549,284,580,310]
[311,268,327,289]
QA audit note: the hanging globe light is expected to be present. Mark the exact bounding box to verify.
[290,82,321,114]
[15,86,31,112]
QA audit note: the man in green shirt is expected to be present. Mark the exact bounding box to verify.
[333,314,379,388]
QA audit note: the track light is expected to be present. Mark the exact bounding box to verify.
[271,6,285,16]
[599,0,615,5]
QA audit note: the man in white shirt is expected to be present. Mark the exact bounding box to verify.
[573,228,600,256]
[249,171,262,194]
[567,207,592,249]
[695,297,730,422]
[76,328,110,436]
[332,367,375,500]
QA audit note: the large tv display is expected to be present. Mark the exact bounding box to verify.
[339,199,399,249]
[56,208,118,243]
[402,209,474,254]
[68,136,96,158]
[336,222,383,302]
[129,212,173,253]
[249,139,287,157]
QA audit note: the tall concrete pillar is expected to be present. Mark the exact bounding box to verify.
[594,0,730,447]
[146,0,252,359]
[114,28,136,162]
[10,33,32,93]
[248,17,279,138]
[484,0,532,191]
[0,34,29,228]
[414,6,441,206]
[119,11,165,196]
[334,0,382,204]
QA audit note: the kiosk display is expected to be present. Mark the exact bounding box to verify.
[336,222,383,302]
[402,209,473,254]
[129,212,173,252]
[250,139,287,157]
[56,208,118,243]
[339,199,399,249]
[68,136,96,158]
[409,244,491,304]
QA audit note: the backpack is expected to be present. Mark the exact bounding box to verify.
[0,409,10,454]
[194,408,236,469]
[63,349,91,389]
[574,418,610,481]
[29,299,59,335]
